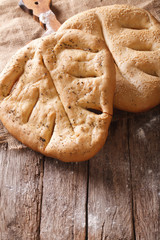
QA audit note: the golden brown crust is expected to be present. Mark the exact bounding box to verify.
[59,5,160,112]
[0,29,115,162]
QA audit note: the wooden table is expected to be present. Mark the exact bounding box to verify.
[0,106,159,240]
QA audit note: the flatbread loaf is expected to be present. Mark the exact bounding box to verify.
[0,29,115,162]
[59,5,160,112]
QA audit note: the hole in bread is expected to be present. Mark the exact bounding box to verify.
[76,75,97,78]
[86,108,103,115]
[138,66,159,77]
[121,25,148,30]
[21,88,39,123]
[121,21,149,30]
[127,43,152,51]
[47,117,56,145]
[145,70,159,77]
[119,9,151,31]
[9,79,19,95]
[4,76,20,98]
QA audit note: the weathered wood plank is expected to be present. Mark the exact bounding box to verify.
[87,117,134,240]
[0,147,43,240]
[129,106,160,240]
[40,158,88,240]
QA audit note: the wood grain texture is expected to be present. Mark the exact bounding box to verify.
[40,158,88,240]
[0,1,160,240]
[0,147,44,240]
[87,117,134,240]
[128,106,160,240]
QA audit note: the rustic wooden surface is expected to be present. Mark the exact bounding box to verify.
[0,0,160,239]
[0,106,160,240]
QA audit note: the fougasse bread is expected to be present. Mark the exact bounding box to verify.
[0,29,115,162]
[59,5,160,112]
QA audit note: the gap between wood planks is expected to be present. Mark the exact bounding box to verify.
[85,161,89,240]
[127,117,136,240]
[38,156,45,239]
